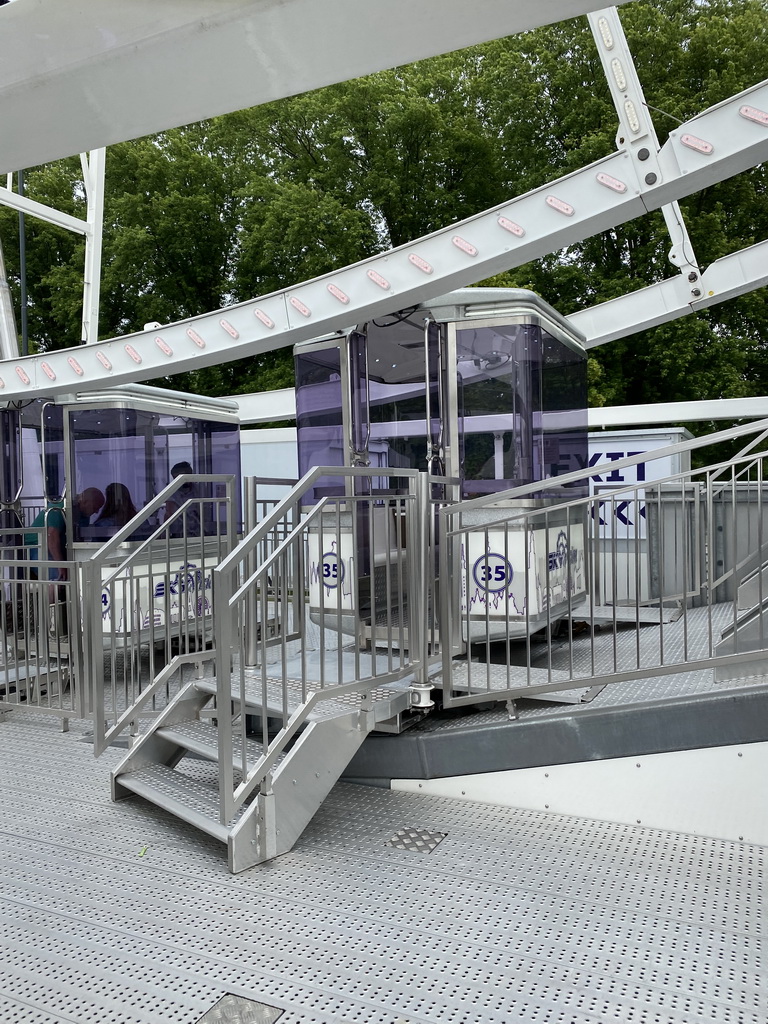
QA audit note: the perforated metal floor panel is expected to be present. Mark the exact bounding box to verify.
[1,711,765,1024]
[435,604,768,721]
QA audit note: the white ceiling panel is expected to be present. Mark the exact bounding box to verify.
[0,0,635,170]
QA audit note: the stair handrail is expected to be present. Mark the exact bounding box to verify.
[103,649,216,742]
[214,464,422,824]
[440,424,768,709]
[85,474,237,755]
[445,416,768,515]
[216,464,419,576]
[88,473,236,579]
[440,444,768,541]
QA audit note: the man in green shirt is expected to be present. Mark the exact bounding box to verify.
[25,488,104,578]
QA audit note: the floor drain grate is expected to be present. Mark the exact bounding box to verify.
[386,826,446,853]
[196,994,284,1023]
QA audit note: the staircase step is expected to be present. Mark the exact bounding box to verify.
[114,764,245,842]
[195,675,301,718]
[195,673,411,723]
[157,720,266,771]
[586,603,682,624]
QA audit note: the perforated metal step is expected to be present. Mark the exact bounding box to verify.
[157,720,267,772]
[113,763,245,841]
[195,671,411,725]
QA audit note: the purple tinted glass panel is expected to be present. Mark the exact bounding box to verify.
[295,347,345,503]
[69,407,240,542]
[535,328,588,496]
[457,324,586,500]
[18,400,66,501]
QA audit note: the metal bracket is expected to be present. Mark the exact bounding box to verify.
[588,7,701,289]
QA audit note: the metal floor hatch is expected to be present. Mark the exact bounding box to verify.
[0,711,765,1024]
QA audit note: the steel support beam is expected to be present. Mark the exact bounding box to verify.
[0,79,764,401]
[80,149,105,343]
[0,150,106,348]
[588,7,700,290]
[0,188,88,235]
[588,396,768,429]
[571,238,768,348]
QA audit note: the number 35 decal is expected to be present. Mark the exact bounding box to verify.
[321,552,345,588]
[472,553,513,593]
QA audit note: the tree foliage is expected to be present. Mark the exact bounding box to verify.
[0,0,765,413]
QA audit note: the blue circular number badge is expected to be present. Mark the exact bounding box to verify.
[472,553,513,593]
[321,551,344,588]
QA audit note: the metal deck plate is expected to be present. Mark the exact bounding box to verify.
[197,994,283,1024]
[386,827,446,853]
[1,710,765,1024]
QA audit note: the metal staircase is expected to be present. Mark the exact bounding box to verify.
[105,466,429,872]
[111,670,411,871]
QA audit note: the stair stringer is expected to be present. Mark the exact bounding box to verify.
[111,680,213,800]
[227,707,372,872]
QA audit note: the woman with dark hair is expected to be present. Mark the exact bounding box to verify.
[94,482,138,535]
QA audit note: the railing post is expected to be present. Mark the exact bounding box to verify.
[84,557,108,754]
[243,476,259,666]
[408,470,433,708]
[213,558,235,824]
[69,563,87,720]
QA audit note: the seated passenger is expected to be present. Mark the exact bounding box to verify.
[93,483,138,537]
[26,488,105,577]
[165,461,201,537]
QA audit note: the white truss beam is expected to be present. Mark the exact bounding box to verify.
[0,150,106,347]
[570,238,768,348]
[0,189,88,236]
[0,0,633,172]
[234,233,768,424]
[80,149,105,344]
[589,396,768,428]
[0,78,764,402]
[235,372,768,430]
[232,388,297,424]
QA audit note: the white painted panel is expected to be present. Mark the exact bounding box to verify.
[393,741,768,845]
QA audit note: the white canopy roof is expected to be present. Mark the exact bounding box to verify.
[0,0,632,170]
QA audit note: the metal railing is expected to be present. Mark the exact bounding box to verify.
[0,527,84,722]
[243,476,298,530]
[440,418,768,707]
[213,466,427,823]
[85,474,237,754]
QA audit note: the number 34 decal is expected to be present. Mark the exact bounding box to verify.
[472,553,513,593]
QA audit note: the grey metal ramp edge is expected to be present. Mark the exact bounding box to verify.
[344,684,768,781]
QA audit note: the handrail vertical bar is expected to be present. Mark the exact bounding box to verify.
[214,552,235,825]
[439,504,453,704]
[409,471,427,686]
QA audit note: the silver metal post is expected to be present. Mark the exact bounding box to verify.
[243,477,259,666]
[408,470,433,707]
[0,236,20,360]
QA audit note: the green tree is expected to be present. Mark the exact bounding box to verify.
[0,0,765,413]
